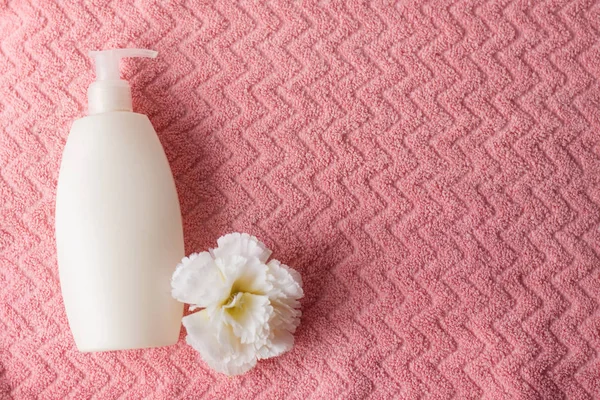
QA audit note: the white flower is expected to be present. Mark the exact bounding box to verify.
[171,233,304,376]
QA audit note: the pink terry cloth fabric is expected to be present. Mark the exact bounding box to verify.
[1,0,600,399]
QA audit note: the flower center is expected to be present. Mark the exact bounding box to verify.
[225,291,240,307]
[222,291,247,322]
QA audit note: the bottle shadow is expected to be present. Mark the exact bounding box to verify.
[128,45,355,363]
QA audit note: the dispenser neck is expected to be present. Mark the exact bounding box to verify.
[88,80,132,115]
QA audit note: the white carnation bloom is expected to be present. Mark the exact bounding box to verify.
[171,233,303,376]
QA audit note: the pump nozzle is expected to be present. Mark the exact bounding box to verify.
[87,48,158,115]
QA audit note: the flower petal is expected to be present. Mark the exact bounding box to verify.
[221,293,273,344]
[257,328,295,359]
[234,256,272,295]
[183,310,256,376]
[270,298,302,334]
[213,255,247,287]
[266,259,304,301]
[213,233,272,263]
[171,252,228,307]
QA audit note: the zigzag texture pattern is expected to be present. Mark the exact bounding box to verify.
[1,0,600,398]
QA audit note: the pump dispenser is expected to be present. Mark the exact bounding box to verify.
[55,49,184,352]
[88,49,157,114]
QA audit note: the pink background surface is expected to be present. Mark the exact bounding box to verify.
[2,1,600,398]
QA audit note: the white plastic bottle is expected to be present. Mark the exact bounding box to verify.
[55,49,184,352]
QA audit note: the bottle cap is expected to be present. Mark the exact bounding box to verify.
[87,49,157,115]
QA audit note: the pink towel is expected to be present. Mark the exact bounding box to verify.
[1,1,600,398]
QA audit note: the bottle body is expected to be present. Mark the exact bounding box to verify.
[56,112,184,352]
